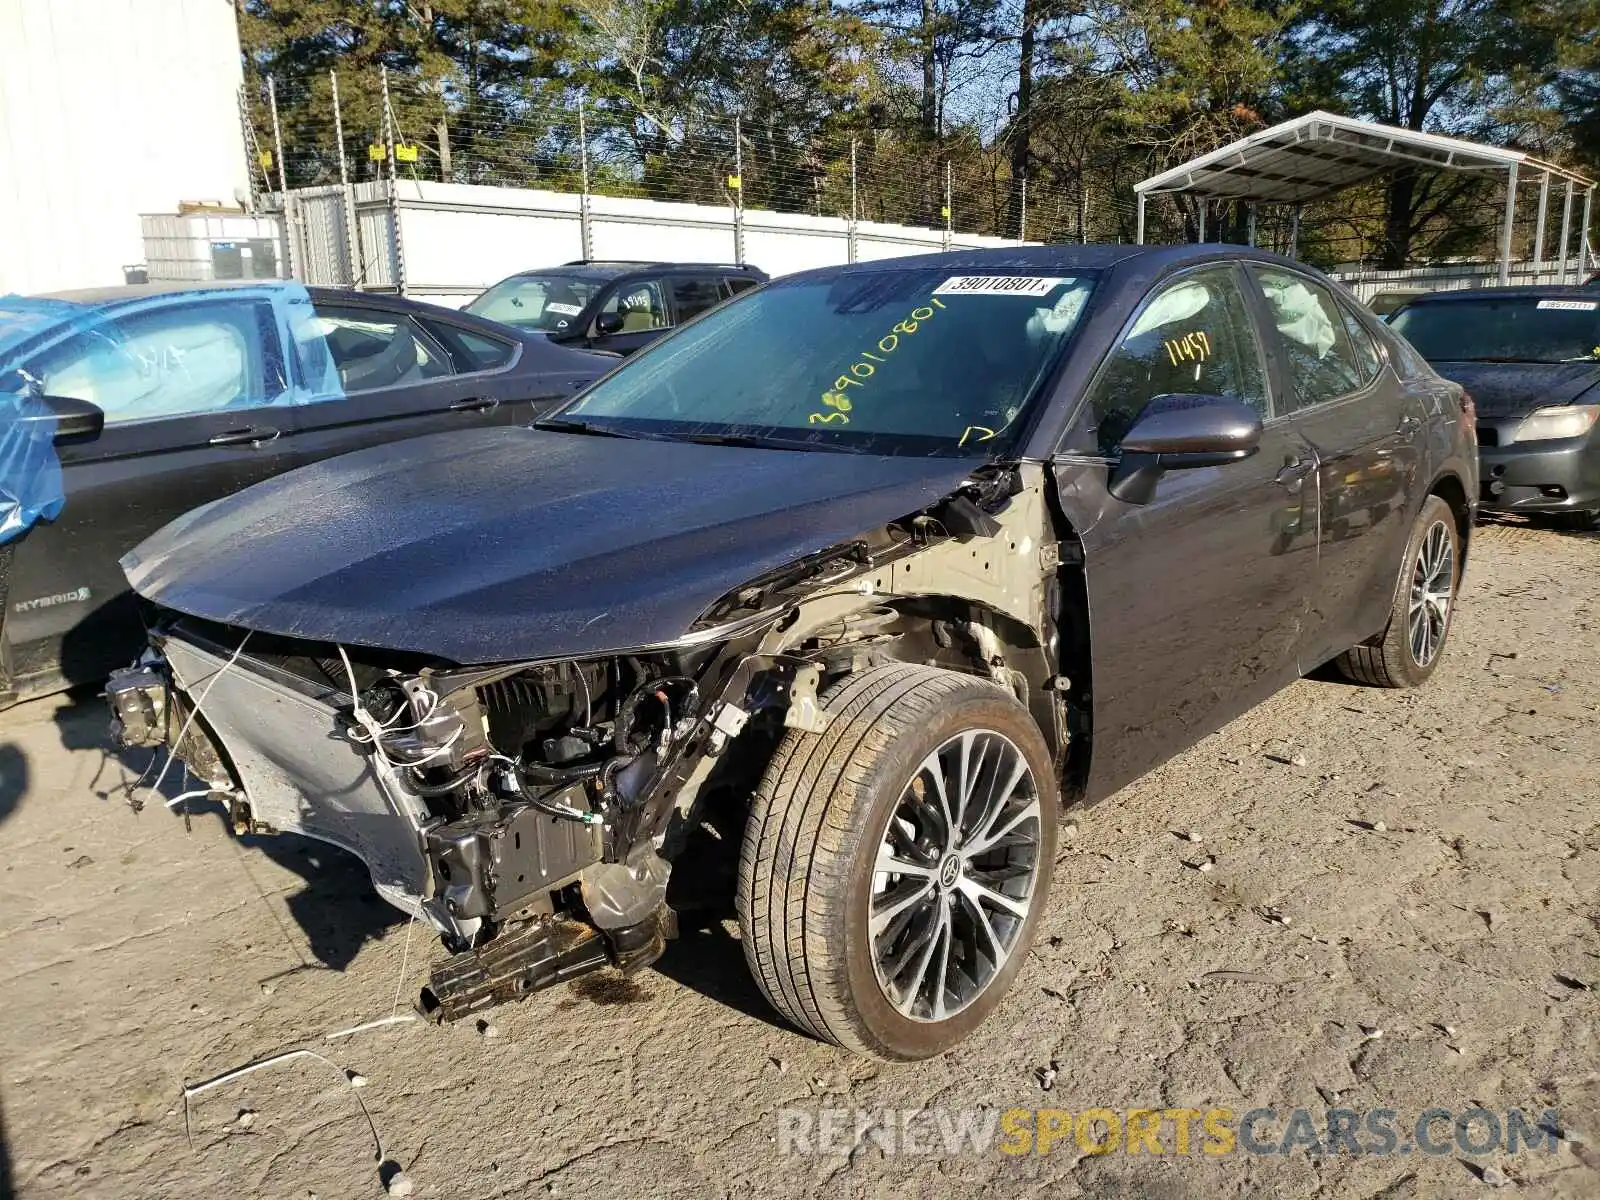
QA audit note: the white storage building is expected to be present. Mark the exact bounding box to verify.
[0,0,250,295]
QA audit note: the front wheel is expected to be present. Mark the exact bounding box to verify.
[1334,494,1461,688]
[736,663,1058,1060]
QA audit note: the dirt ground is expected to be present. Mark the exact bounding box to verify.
[0,517,1596,1200]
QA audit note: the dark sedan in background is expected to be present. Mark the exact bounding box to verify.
[0,281,615,704]
[465,260,768,356]
[1389,288,1599,525]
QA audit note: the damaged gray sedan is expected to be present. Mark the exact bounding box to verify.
[107,245,1478,1060]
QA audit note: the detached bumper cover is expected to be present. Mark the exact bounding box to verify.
[160,634,440,921]
[1478,434,1600,512]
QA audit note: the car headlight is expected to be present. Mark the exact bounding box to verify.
[1510,404,1600,444]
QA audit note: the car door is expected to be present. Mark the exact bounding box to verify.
[3,296,295,694]
[1050,264,1320,800]
[585,277,672,355]
[1247,267,1425,668]
[283,300,533,464]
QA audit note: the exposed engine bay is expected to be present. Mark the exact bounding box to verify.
[106,461,1079,1022]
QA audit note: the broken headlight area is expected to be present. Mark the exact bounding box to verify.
[108,617,791,1022]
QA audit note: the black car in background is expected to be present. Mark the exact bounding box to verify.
[0,282,613,705]
[1389,288,1600,524]
[114,245,1476,1060]
[465,260,769,356]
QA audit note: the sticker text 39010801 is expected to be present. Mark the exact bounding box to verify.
[812,297,946,424]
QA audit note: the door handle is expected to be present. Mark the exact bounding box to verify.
[208,425,280,447]
[1397,413,1421,436]
[1275,458,1315,488]
[449,397,499,413]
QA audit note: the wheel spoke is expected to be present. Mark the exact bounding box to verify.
[957,887,1004,960]
[870,878,934,937]
[875,846,936,879]
[967,795,1040,857]
[957,874,1030,919]
[899,903,948,1013]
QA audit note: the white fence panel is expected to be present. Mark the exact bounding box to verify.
[281,179,1039,304]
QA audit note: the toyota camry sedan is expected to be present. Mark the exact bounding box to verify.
[108,245,1476,1060]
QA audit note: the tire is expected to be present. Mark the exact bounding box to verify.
[1334,494,1460,688]
[736,663,1058,1060]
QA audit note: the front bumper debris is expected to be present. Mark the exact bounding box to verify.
[419,908,671,1022]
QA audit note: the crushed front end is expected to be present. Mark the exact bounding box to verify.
[107,616,811,1021]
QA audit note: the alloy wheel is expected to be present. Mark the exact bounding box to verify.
[1408,520,1455,667]
[868,729,1043,1022]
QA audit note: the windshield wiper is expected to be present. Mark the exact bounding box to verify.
[533,417,640,439]
[672,430,868,453]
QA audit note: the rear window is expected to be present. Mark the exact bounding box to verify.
[1390,297,1600,364]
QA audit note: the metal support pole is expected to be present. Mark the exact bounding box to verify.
[1247,204,1257,247]
[236,85,264,212]
[1532,171,1551,283]
[1580,187,1595,281]
[578,95,593,261]
[1135,192,1145,245]
[732,114,745,265]
[943,160,953,251]
[380,64,406,294]
[267,77,296,279]
[330,71,363,288]
[848,137,858,264]
[1019,176,1027,242]
[1197,198,1206,243]
[1497,162,1519,286]
[1290,204,1301,259]
[1557,179,1575,283]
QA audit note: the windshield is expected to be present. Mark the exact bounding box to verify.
[1390,297,1600,363]
[558,268,1097,456]
[466,273,606,332]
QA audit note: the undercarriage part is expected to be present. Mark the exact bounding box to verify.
[426,795,603,922]
[420,916,610,1022]
[419,908,672,1022]
[581,845,670,930]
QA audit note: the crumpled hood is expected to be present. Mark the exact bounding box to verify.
[123,427,977,664]
[1431,361,1600,421]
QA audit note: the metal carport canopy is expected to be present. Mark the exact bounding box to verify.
[1133,110,1595,282]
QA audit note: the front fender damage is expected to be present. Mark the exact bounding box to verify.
[108,460,1073,1021]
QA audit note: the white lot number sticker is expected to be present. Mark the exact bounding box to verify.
[935,275,1065,297]
[1536,299,1597,311]
[544,301,583,316]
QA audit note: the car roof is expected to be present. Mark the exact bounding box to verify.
[1400,285,1600,304]
[780,242,1307,285]
[497,261,764,283]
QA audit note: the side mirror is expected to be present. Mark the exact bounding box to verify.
[15,394,106,443]
[1108,394,1262,505]
[593,311,625,337]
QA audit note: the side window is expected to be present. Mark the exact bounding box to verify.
[670,276,725,322]
[422,320,516,371]
[26,303,268,424]
[725,275,759,296]
[1083,268,1270,455]
[597,280,669,332]
[307,306,453,395]
[1338,302,1384,384]
[1250,268,1371,409]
